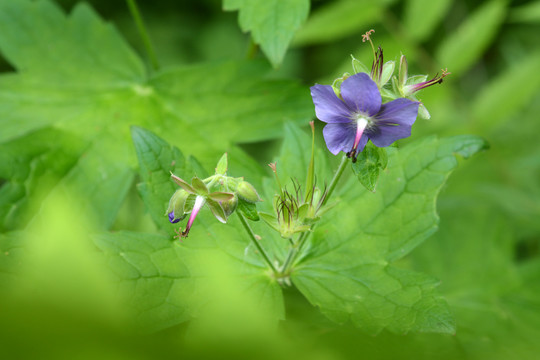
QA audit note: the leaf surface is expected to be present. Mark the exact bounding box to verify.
[121,129,285,330]
[93,231,193,332]
[291,135,487,334]
[224,0,310,67]
[0,0,312,229]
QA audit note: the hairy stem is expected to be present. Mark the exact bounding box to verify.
[237,212,278,275]
[126,0,160,71]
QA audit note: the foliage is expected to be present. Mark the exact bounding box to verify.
[1,0,539,359]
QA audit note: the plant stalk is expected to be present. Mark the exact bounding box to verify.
[281,155,350,274]
[321,154,349,207]
[126,0,160,71]
[237,212,278,275]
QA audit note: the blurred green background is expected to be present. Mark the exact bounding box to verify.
[1,0,540,359]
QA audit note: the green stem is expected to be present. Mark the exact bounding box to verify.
[281,155,350,274]
[321,154,349,207]
[237,212,278,275]
[280,232,306,274]
[126,0,160,71]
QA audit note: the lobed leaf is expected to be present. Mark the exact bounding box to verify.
[0,0,312,229]
[351,143,388,192]
[224,0,310,67]
[0,128,84,231]
[291,135,487,334]
[131,126,189,232]
[93,231,193,332]
[128,130,285,329]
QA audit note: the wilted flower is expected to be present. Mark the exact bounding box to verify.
[168,174,234,238]
[310,72,419,160]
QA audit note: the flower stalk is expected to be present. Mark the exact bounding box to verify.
[126,0,160,71]
[280,154,350,275]
[237,212,278,276]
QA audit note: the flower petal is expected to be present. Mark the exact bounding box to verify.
[376,98,419,126]
[340,73,381,116]
[168,212,181,224]
[322,123,355,155]
[310,84,352,123]
[369,98,419,147]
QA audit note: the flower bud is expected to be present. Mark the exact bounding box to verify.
[236,181,261,203]
[166,189,190,223]
[398,54,408,88]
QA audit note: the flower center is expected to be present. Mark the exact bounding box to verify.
[346,117,369,161]
[352,117,368,151]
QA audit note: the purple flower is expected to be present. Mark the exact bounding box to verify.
[311,73,419,159]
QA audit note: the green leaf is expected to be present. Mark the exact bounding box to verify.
[291,135,487,334]
[93,231,193,332]
[436,0,506,74]
[129,131,285,328]
[293,0,397,46]
[0,232,27,286]
[150,60,313,146]
[237,198,260,221]
[276,122,330,188]
[181,217,285,330]
[472,52,540,129]
[509,1,540,23]
[351,143,388,192]
[0,0,145,143]
[404,0,452,42]
[131,126,189,232]
[224,0,309,67]
[293,264,455,334]
[406,200,540,359]
[0,1,313,229]
[0,128,84,231]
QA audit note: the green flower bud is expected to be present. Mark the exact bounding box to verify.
[398,54,408,88]
[237,181,261,203]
